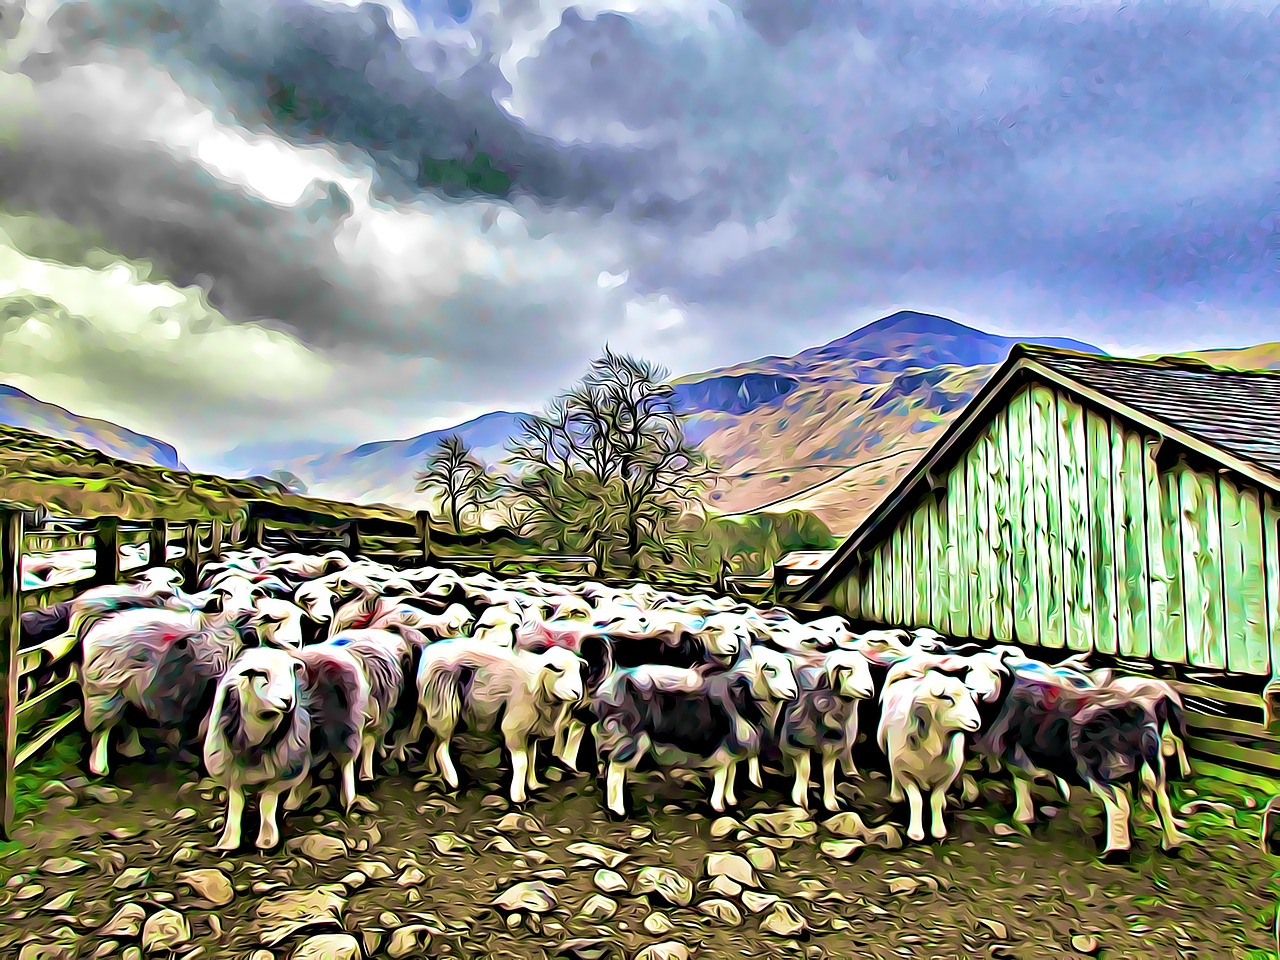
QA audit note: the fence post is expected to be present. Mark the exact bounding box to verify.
[415,511,433,566]
[243,504,264,550]
[148,519,169,569]
[208,520,224,562]
[92,517,121,588]
[0,509,25,840]
[344,522,362,559]
[182,522,201,590]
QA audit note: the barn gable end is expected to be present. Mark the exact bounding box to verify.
[800,345,1280,686]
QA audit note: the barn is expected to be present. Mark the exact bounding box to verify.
[791,343,1280,774]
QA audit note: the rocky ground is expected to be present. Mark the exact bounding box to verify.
[2,737,1277,960]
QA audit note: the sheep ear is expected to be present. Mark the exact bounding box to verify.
[910,700,932,737]
[219,683,243,739]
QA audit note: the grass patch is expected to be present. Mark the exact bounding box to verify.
[0,732,85,863]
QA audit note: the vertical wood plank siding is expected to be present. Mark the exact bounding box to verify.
[1181,464,1226,669]
[1059,396,1095,652]
[1146,439,1186,664]
[1030,385,1064,648]
[989,408,1014,643]
[912,505,930,628]
[826,380,1280,683]
[1220,477,1269,674]
[1008,388,1038,645]
[1087,411,1118,656]
[1114,425,1151,658]
[947,460,970,637]
[932,487,951,634]
[1266,494,1280,678]
[969,426,992,641]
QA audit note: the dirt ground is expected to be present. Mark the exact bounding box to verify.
[2,738,1277,960]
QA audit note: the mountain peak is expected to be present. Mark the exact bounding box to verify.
[795,310,1104,367]
[824,311,980,346]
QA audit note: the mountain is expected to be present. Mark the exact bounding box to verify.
[1155,341,1280,371]
[240,312,1107,529]
[0,384,185,469]
[251,411,527,507]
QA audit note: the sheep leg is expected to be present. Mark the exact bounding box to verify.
[507,734,530,805]
[1011,773,1037,825]
[1095,782,1133,855]
[787,751,811,811]
[283,777,309,812]
[525,740,545,792]
[117,725,145,758]
[747,756,763,789]
[605,759,628,817]
[959,772,980,805]
[710,755,731,813]
[1142,763,1190,851]
[903,780,926,842]
[359,733,378,782]
[89,726,113,777]
[839,745,857,778]
[820,747,842,813]
[339,757,357,813]
[255,786,285,850]
[724,758,739,807]
[929,786,949,840]
[394,710,427,763]
[1168,726,1192,779]
[558,718,587,771]
[214,784,246,852]
[887,769,904,805]
[435,737,461,791]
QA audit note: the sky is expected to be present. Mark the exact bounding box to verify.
[0,0,1275,471]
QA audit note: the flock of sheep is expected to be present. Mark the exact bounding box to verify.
[20,547,1194,861]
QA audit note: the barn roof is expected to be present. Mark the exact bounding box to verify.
[1020,345,1280,477]
[796,343,1280,604]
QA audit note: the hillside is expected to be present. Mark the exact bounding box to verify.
[1154,341,1280,371]
[252,411,527,506]
[0,384,185,470]
[243,312,1106,533]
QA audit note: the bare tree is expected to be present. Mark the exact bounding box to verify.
[505,349,716,576]
[415,435,494,534]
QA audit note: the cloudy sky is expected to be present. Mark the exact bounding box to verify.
[0,0,1275,470]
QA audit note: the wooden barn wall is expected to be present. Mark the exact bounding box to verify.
[831,383,1277,677]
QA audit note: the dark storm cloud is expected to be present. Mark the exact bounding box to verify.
[0,0,1275,464]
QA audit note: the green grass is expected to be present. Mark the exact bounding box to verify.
[0,732,85,863]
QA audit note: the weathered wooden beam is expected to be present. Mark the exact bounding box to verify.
[181,522,201,590]
[91,517,121,588]
[0,509,25,839]
[148,519,169,569]
[208,520,224,563]
[415,511,433,566]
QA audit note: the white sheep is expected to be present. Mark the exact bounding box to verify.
[878,670,983,842]
[408,638,586,804]
[203,647,311,851]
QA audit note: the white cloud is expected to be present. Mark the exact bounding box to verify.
[0,241,333,440]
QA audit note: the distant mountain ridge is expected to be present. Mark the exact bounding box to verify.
[237,311,1113,523]
[6,313,1273,538]
[0,384,185,470]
